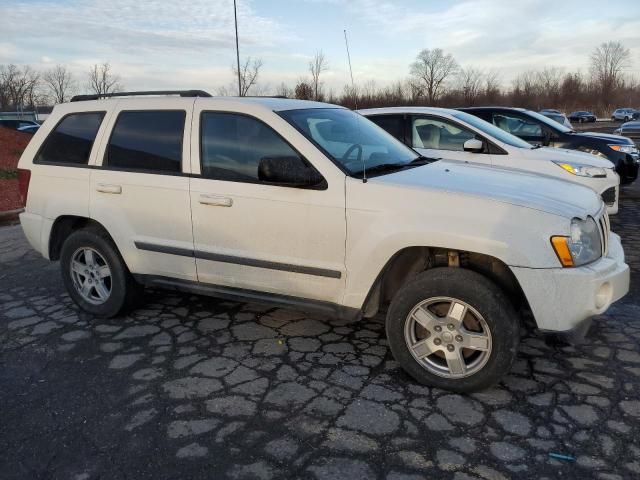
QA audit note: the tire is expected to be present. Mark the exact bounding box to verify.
[60,227,142,317]
[386,267,519,392]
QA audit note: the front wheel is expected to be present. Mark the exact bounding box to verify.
[386,268,519,392]
[60,228,142,317]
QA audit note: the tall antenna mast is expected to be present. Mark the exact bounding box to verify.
[233,0,242,96]
[344,29,366,183]
[343,29,357,109]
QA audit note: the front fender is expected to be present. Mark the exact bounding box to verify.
[343,180,568,309]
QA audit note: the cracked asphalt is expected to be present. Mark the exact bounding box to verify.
[2,196,640,480]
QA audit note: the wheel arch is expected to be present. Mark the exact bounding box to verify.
[361,246,529,319]
[49,215,116,261]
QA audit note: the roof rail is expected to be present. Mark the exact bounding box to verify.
[70,90,212,102]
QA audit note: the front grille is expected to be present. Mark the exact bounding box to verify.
[596,209,610,257]
[601,187,617,206]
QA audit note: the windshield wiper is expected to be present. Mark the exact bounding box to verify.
[531,144,543,149]
[409,155,440,165]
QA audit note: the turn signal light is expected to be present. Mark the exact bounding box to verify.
[551,236,574,267]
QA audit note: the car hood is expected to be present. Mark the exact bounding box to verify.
[574,131,634,144]
[527,147,615,168]
[373,160,602,218]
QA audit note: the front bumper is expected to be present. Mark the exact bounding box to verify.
[511,232,629,332]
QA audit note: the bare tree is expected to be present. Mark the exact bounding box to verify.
[410,48,458,104]
[590,41,631,96]
[0,64,41,109]
[294,80,313,100]
[87,62,122,95]
[43,65,76,104]
[458,67,484,105]
[536,67,564,107]
[233,57,263,96]
[484,69,502,103]
[309,50,328,101]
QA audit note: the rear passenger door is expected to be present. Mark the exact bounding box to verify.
[90,99,196,281]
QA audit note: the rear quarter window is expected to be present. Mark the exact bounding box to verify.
[35,112,105,165]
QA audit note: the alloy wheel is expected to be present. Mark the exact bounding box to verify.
[70,247,112,305]
[404,296,492,378]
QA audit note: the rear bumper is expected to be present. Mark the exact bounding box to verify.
[511,232,629,332]
[19,211,52,259]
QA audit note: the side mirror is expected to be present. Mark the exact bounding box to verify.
[463,138,484,153]
[258,156,325,188]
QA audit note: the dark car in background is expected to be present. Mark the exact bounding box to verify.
[0,119,40,130]
[614,121,640,148]
[17,124,40,135]
[611,108,639,122]
[459,106,639,184]
[568,111,597,123]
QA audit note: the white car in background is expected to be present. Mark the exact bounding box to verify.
[360,107,620,214]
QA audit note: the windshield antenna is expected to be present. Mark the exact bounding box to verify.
[344,29,366,182]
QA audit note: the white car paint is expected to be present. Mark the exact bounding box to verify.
[18,96,628,335]
[359,107,620,214]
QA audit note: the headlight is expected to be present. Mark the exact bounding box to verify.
[551,217,601,267]
[554,162,607,178]
[609,144,638,154]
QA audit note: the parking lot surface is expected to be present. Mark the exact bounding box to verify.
[1,197,640,480]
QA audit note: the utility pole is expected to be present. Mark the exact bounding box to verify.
[234,0,242,96]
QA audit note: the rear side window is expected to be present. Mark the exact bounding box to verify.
[200,112,302,182]
[36,112,105,165]
[106,111,185,173]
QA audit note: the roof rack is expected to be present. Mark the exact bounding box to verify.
[70,90,212,102]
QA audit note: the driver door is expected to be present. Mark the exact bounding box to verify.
[409,115,493,166]
[188,105,346,304]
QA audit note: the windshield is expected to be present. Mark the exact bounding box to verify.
[523,109,574,133]
[279,108,420,177]
[451,111,534,149]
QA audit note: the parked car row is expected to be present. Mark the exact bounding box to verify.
[17,91,630,393]
[362,107,620,213]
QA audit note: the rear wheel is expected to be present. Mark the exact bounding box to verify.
[60,228,142,317]
[386,268,519,392]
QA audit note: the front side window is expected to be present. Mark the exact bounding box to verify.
[279,108,419,177]
[106,111,185,173]
[36,112,105,165]
[411,117,475,151]
[200,112,307,183]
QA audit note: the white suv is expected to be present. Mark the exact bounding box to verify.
[17,91,630,392]
[360,107,620,214]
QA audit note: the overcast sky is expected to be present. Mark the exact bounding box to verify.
[1,0,640,94]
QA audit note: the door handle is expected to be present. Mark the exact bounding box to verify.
[96,183,122,194]
[199,194,233,207]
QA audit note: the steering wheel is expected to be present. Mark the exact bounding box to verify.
[341,143,363,163]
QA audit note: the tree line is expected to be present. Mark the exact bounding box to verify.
[1,41,637,117]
